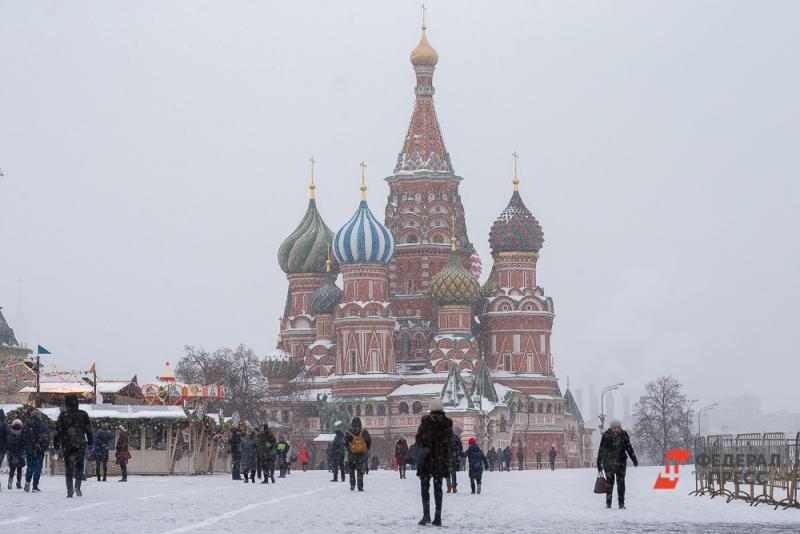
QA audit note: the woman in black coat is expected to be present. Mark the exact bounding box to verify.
[394,437,409,479]
[7,419,25,489]
[414,399,453,526]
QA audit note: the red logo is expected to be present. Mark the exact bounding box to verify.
[653,449,691,489]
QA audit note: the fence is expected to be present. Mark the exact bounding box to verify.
[691,432,799,510]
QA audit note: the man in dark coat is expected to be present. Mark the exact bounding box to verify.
[487,447,496,472]
[229,427,242,480]
[257,423,276,483]
[516,444,525,470]
[446,431,463,493]
[394,437,409,479]
[0,409,10,486]
[503,446,512,472]
[54,394,93,498]
[329,429,346,482]
[597,419,638,509]
[345,417,371,492]
[548,445,557,470]
[535,448,542,469]
[22,412,50,492]
[93,423,113,482]
[465,437,489,494]
[415,398,453,526]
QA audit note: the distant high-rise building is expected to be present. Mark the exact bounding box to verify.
[623,395,631,419]
[607,390,616,421]
[589,384,598,428]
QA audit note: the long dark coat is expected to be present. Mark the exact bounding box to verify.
[0,410,10,453]
[394,438,409,464]
[414,410,453,478]
[7,428,26,469]
[240,434,258,471]
[449,433,464,470]
[55,401,93,454]
[597,429,637,472]
[257,428,277,462]
[22,416,50,455]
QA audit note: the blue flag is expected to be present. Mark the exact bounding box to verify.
[37,345,51,355]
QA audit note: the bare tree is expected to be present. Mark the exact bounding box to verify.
[632,375,693,464]
[175,344,268,421]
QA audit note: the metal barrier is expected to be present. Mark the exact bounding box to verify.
[693,431,800,510]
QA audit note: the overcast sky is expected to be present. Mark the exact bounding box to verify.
[1,1,798,414]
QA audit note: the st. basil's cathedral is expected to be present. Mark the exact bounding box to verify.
[263,21,593,468]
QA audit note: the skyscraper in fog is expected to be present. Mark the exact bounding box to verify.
[623,395,631,419]
[607,390,616,420]
[589,384,598,428]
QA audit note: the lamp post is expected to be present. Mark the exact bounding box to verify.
[697,403,718,436]
[599,382,624,430]
[687,399,699,433]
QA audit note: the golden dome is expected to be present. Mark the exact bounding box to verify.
[410,25,438,67]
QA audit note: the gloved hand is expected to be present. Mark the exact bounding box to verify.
[633,458,638,468]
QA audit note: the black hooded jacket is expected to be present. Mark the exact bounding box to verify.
[597,428,637,472]
[345,417,371,467]
[55,395,93,453]
[0,409,10,452]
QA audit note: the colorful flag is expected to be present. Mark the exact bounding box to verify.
[88,362,96,374]
[37,345,51,355]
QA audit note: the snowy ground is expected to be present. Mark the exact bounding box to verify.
[0,466,797,533]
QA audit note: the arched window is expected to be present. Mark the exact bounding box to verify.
[355,405,362,416]
[407,234,418,244]
[546,403,552,414]
[528,401,535,412]
[377,405,386,416]
[499,415,506,433]
[365,404,374,416]
[282,410,290,423]
[412,401,423,414]
[399,402,409,415]
[415,334,426,359]
[399,333,411,360]
[537,403,543,414]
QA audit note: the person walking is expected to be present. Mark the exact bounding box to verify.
[276,435,289,478]
[0,409,10,492]
[487,447,496,472]
[535,448,542,470]
[415,398,453,526]
[597,419,638,509]
[257,423,276,483]
[7,419,25,489]
[516,444,525,471]
[394,436,409,479]
[446,431,463,493]
[240,428,258,483]
[54,394,93,498]
[93,423,113,482]
[22,411,49,492]
[465,437,489,494]
[345,417,371,492]
[503,446,512,472]
[115,425,131,482]
[548,445,557,471]
[299,444,310,472]
[229,427,242,480]
[329,429,346,482]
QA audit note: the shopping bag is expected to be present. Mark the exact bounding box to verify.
[594,473,608,494]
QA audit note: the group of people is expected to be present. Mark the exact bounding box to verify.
[228,424,312,484]
[483,444,558,471]
[0,395,133,498]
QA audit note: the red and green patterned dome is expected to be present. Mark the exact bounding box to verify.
[489,190,544,255]
[430,250,480,306]
[278,196,336,275]
[311,271,342,315]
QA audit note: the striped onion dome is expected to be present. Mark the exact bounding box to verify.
[430,249,480,306]
[489,190,544,255]
[277,197,336,275]
[333,200,395,265]
[311,268,342,314]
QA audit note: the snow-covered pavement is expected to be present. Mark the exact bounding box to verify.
[0,466,797,533]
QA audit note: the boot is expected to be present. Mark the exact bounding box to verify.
[432,510,442,527]
[452,483,457,494]
[419,498,431,525]
[470,480,475,494]
[16,480,21,489]
[477,482,481,494]
[446,483,452,493]
[244,478,248,483]
[418,516,431,525]
[24,482,30,492]
[76,488,83,497]
[32,485,40,493]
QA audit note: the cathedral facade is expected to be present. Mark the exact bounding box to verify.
[265,23,593,469]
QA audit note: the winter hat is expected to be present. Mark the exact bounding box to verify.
[12,418,23,429]
[609,419,622,429]
[468,437,477,445]
[430,398,444,412]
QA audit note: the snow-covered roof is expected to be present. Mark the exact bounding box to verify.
[308,339,335,350]
[334,396,387,402]
[528,394,562,401]
[20,380,136,395]
[388,383,443,397]
[0,404,187,421]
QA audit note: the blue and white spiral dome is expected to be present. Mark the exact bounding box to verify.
[333,199,395,265]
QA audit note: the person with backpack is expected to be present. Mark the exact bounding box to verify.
[465,437,489,494]
[415,398,453,526]
[22,411,49,492]
[7,418,25,490]
[276,436,289,478]
[54,394,92,498]
[345,417,371,492]
[240,428,258,483]
[394,436,409,479]
[446,431,463,493]
[115,425,131,482]
[229,427,242,480]
[257,423,276,483]
[535,448,542,469]
[93,423,113,482]
[548,444,557,470]
[329,430,346,482]
[299,444,310,472]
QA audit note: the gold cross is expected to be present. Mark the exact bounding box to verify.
[450,213,457,251]
[421,4,427,28]
[512,151,520,191]
[309,156,316,181]
[360,161,367,200]
[308,156,316,199]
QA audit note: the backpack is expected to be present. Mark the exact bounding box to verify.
[349,431,367,454]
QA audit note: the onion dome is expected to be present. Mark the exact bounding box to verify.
[489,169,544,254]
[278,179,336,274]
[311,258,342,314]
[430,235,480,306]
[333,163,395,265]
[410,24,438,67]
